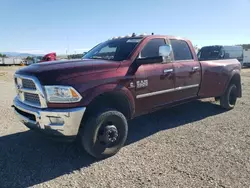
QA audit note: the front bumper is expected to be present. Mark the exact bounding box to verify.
[13,97,86,140]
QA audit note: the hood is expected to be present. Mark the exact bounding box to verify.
[16,59,120,85]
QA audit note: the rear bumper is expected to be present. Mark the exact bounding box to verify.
[13,97,86,141]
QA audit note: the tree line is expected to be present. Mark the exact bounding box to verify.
[0,53,7,58]
[67,52,87,59]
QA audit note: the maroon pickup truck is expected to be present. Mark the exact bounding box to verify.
[13,34,242,159]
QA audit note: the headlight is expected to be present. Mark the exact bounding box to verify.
[44,86,82,103]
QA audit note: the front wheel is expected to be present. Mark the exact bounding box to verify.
[80,109,128,159]
[220,83,238,110]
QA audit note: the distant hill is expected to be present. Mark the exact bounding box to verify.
[1,52,44,57]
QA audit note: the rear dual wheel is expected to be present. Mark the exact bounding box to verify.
[80,109,128,159]
[219,83,238,110]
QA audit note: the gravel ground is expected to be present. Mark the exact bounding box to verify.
[0,66,249,188]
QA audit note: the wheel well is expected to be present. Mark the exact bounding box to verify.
[229,74,241,97]
[83,92,133,122]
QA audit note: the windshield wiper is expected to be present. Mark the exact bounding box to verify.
[89,56,114,60]
[90,56,103,59]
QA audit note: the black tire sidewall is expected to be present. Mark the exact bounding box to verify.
[81,110,128,159]
[227,84,237,108]
[221,83,237,109]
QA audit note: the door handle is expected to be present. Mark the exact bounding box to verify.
[161,68,173,79]
[192,66,200,72]
[163,68,173,74]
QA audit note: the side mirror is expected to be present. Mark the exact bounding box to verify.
[159,44,172,63]
[135,56,163,66]
[134,44,172,66]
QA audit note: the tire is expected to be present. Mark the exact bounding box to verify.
[220,83,238,110]
[80,109,128,159]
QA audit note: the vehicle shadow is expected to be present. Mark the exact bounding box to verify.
[126,100,225,145]
[0,100,225,188]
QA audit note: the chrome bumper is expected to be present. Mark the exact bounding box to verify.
[13,97,86,137]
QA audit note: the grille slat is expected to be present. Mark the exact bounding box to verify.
[24,93,41,106]
[22,79,36,89]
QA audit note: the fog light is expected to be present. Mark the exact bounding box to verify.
[49,117,64,125]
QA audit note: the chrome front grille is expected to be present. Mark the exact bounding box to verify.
[14,74,47,108]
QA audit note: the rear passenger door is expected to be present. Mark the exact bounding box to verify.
[170,39,201,100]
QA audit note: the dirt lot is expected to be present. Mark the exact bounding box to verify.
[0,66,249,188]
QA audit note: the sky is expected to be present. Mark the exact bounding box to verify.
[0,0,250,55]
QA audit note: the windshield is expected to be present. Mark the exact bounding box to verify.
[198,46,222,60]
[83,37,143,61]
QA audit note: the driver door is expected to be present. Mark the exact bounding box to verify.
[134,38,175,113]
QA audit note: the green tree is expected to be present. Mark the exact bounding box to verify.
[26,56,33,61]
[0,53,7,58]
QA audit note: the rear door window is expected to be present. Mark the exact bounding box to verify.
[170,39,193,61]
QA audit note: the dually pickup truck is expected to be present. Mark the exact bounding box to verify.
[13,34,242,159]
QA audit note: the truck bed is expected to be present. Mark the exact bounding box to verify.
[198,59,241,98]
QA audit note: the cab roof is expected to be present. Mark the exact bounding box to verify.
[108,33,189,42]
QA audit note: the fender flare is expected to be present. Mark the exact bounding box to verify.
[223,69,242,97]
[82,84,135,118]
